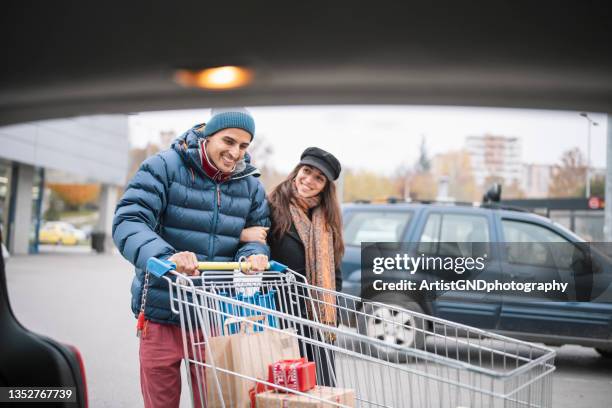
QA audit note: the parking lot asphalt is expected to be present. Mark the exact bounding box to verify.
[5,252,612,407]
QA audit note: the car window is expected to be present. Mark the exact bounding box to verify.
[418,213,441,253]
[501,219,575,268]
[502,220,569,243]
[418,213,490,257]
[343,211,412,246]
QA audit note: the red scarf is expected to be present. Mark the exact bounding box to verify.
[199,139,232,182]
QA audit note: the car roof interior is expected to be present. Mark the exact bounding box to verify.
[1,1,611,127]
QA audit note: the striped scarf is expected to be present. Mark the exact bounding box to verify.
[289,183,337,327]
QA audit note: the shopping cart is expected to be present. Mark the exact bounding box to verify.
[146,257,556,408]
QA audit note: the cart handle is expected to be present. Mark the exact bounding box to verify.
[146,257,288,278]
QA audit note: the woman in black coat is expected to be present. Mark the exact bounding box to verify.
[240,147,344,387]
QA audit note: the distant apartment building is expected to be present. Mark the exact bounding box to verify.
[465,134,522,186]
[521,163,553,198]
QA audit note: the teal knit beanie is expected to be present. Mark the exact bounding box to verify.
[202,107,255,139]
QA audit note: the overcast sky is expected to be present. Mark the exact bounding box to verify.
[129,106,609,176]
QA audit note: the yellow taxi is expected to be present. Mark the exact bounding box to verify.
[38,222,80,246]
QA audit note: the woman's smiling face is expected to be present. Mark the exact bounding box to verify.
[294,165,327,198]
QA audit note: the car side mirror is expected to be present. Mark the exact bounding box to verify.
[570,244,591,276]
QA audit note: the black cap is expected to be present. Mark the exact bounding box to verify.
[299,147,341,181]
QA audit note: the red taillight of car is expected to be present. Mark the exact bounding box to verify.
[66,344,88,408]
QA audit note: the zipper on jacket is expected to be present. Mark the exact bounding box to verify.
[230,169,259,181]
[208,183,221,258]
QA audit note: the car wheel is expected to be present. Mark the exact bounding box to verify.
[596,348,612,359]
[357,294,427,363]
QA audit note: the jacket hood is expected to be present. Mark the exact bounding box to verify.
[171,123,260,180]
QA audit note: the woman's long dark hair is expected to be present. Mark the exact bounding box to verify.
[268,165,345,268]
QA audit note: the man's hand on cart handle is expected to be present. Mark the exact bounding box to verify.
[168,251,200,276]
[146,257,288,278]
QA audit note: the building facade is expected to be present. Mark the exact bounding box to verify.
[0,115,129,254]
[465,134,522,187]
[521,163,553,198]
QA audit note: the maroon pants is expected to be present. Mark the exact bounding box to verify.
[139,321,206,408]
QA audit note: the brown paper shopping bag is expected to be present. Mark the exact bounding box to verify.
[205,333,235,407]
[206,315,300,408]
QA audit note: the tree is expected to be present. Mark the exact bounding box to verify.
[44,191,63,221]
[247,134,274,166]
[505,179,526,199]
[577,175,605,197]
[400,136,438,200]
[548,148,586,198]
[343,169,397,202]
[247,135,286,192]
[589,175,606,197]
[391,163,413,200]
[407,172,437,201]
[391,162,438,202]
[47,183,101,211]
[415,136,431,173]
[259,168,286,193]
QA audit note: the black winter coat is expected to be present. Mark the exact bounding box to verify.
[268,223,343,292]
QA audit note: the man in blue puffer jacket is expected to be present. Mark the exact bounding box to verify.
[113,108,270,408]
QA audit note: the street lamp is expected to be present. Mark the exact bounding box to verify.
[580,112,599,198]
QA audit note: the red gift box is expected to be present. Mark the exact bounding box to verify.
[249,381,269,408]
[268,358,316,393]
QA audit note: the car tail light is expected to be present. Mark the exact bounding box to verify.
[66,344,88,408]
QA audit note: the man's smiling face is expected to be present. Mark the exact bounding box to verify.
[205,128,252,172]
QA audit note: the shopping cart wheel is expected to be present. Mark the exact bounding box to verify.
[358,294,426,363]
[596,348,612,359]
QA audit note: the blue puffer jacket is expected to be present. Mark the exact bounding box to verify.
[112,124,270,325]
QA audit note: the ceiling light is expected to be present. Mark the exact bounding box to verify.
[175,66,253,90]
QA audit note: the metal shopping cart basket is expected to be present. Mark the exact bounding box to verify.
[146,257,556,408]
